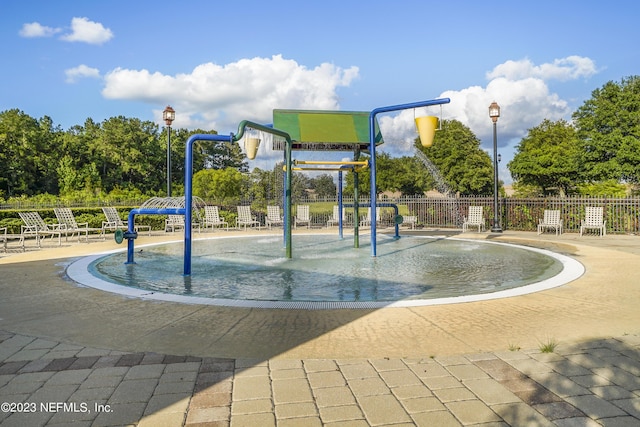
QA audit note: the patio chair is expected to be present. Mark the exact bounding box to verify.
[294,205,311,229]
[164,214,201,233]
[265,205,283,229]
[101,207,151,238]
[360,207,381,227]
[327,206,346,227]
[580,206,606,237]
[202,206,229,231]
[54,208,100,242]
[402,215,417,230]
[236,206,261,230]
[18,211,64,247]
[0,227,6,252]
[462,206,485,232]
[537,209,563,235]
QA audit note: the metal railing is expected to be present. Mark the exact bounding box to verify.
[3,195,640,234]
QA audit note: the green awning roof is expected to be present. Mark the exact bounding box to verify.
[272,109,384,152]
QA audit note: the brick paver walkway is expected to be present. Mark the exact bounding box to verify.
[2,330,640,426]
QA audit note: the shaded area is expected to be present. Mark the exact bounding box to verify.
[1,331,639,426]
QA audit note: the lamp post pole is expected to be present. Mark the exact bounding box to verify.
[163,106,176,197]
[489,101,502,233]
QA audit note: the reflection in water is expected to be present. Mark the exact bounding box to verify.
[89,235,562,303]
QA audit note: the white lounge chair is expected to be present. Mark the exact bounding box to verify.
[19,211,64,247]
[265,205,283,229]
[101,207,151,238]
[360,207,381,227]
[327,206,346,227]
[203,206,229,231]
[537,209,563,235]
[236,206,261,230]
[462,206,485,232]
[402,215,417,230]
[164,214,201,233]
[580,206,606,237]
[294,205,311,229]
[54,208,100,242]
[0,227,6,252]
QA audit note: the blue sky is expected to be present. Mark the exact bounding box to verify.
[2,1,639,182]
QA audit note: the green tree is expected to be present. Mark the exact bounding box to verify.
[573,75,640,183]
[193,167,243,204]
[508,119,580,196]
[416,119,493,195]
[309,174,336,199]
[0,109,61,196]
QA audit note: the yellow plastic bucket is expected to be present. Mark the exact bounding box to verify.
[245,137,261,160]
[415,116,438,147]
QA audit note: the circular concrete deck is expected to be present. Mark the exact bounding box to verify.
[1,229,639,360]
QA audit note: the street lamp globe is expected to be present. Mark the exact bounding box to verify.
[163,105,175,126]
[489,101,500,123]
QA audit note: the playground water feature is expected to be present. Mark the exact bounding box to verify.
[69,234,584,309]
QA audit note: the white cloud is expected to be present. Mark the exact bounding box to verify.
[102,54,359,129]
[19,22,61,38]
[487,56,598,82]
[377,56,595,159]
[102,55,359,166]
[65,64,101,83]
[60,17,113,45]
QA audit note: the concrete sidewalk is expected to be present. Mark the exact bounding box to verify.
[1,229,639,426]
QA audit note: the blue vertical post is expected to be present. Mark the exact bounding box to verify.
[338,170,343,239]
[369,98,451,257]
[184,134,233,275]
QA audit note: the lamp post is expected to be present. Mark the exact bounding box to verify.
[163,105,176,197]
[489,101,502,233]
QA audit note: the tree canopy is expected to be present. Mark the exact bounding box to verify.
[572,75,640,184]
[0,110,248,199]
[508,119,580,196]
[416,119,494,195]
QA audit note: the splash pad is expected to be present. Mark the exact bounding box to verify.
[68,234,584,309]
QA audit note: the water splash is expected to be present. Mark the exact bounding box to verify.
[413,148,464,227]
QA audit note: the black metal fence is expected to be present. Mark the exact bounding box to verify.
[3,195,640,234]
[398,195,640,234]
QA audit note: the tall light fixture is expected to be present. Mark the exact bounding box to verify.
[489,101,502,232]
[163,105,176,197]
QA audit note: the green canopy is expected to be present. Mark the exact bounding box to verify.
[272,109,384,152]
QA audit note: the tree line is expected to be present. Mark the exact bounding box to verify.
[1,75,638,203]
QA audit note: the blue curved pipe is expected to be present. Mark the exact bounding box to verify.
[126,207,185,264]
[368,98,450,256]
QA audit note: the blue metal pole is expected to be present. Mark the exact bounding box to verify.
[125,207,185,264]
[183,134,233,275]
[338,170,343,239]
[369,98,450,257]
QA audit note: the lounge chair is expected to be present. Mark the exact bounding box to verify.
[580,206,606,237]
[402,215,417,230]
[18,211,64,247]
[236,206,261,230]
[327,206,346,227]
[54,208,100,242]
[101,207,151,238]
[164,214,201,233]
[462,206,485,232]
[203,206,229,231]
[294,205,311,229]
[265,205,283,229]
[537,209,563,235]
[360,207,381,227]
